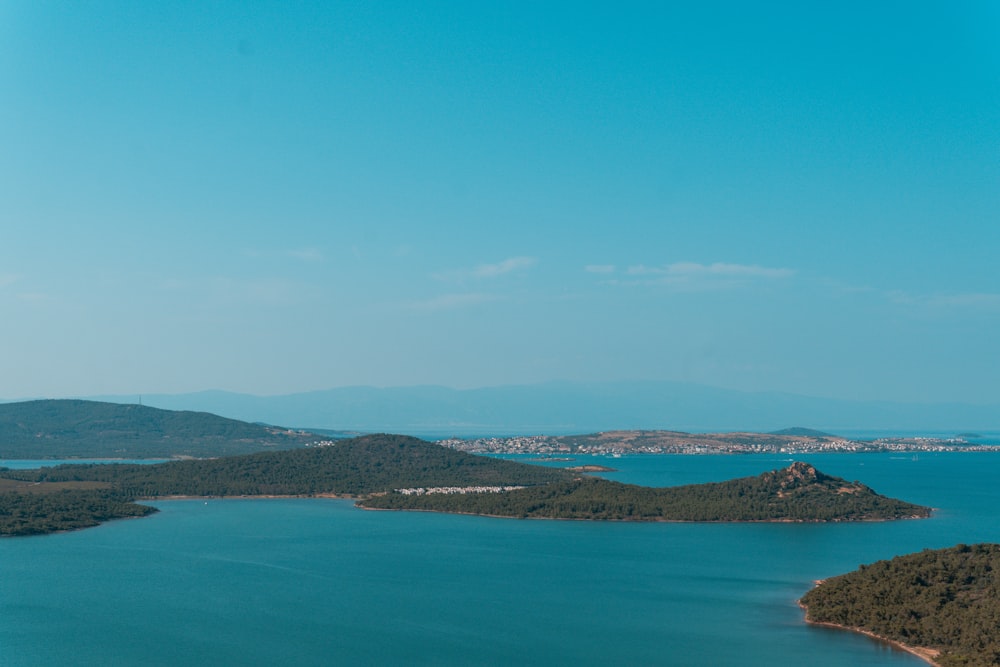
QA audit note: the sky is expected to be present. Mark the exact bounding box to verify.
[2,1,999,405]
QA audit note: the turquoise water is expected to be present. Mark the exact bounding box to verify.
[2,452,998,666]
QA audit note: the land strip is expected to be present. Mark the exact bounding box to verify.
[439,430,993,456]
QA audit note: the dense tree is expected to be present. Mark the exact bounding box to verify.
[2,434,573,497]
[1,438,929,536]
[0,399,319,458]
[0,489,155,536]
[801,544,1000,667]
[359,462,930,522]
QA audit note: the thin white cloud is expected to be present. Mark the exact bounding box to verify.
[286,248,324,262]
[823,279,878,296]
[162,276,314,306]
[242,247,324,262]
[472,256,537,278]
[888,290,1000,311]
[435,256,538,282]
[159,278,189,291]
[885,290,916,305]
[585,264,616,274]
[212,277,304,304]
[407,293,498,312]
[929,293,1000,309]
[626,265,656,276]
[611,261,795,290]
[823,282,1000,314]
[16,292,51,303]
[1,275,50,303]
[628,262,794,278]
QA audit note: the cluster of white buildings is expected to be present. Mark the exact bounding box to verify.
[438,433,988,455]
[395,485,526,496]
[438,435,564,453]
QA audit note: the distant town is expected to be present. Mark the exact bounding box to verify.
[437,429,995,456]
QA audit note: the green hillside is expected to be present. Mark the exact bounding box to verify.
[0,399,319,458]
[359,461,931,522]
[0,486,156,536]
[801,544,1000,667]
[0,434,573,535]
[6,434,573,497]
[1,437,930,535]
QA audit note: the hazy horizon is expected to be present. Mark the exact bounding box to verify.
[5,380,997,435]
[5,377,1000,406]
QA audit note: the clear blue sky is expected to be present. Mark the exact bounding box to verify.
[2,1,998,404]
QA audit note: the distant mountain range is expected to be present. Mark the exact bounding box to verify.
[53,381,1000,436]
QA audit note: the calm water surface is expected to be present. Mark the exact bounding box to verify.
[2,452,998,666]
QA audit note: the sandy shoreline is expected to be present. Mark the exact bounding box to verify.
[798,598,941,666]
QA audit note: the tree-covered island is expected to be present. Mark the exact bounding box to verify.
[800,544,1000,667]
[1,434,929,536]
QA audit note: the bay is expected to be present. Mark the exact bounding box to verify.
[2,452,998,666]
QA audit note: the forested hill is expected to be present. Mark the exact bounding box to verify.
[801,544,1000,667]
[2,434,574,497]
[359,461,931,522]
[0,399,320,458]
[0,438,929,535]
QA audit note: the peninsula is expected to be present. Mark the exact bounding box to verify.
[358,458,930,521]
[0,399,324,459]
[440,429,993,455]
[1,434,930,536]
[800,544,1000,667]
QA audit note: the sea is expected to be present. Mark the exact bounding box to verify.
[3,450,1000,666]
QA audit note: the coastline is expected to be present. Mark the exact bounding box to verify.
[143,493,357,501]
[353,504,925,523]
[798,598,941,667]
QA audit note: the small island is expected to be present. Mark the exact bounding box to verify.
[2,434,930,535]
[564,464,617,472]
[800,544,1000,667]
